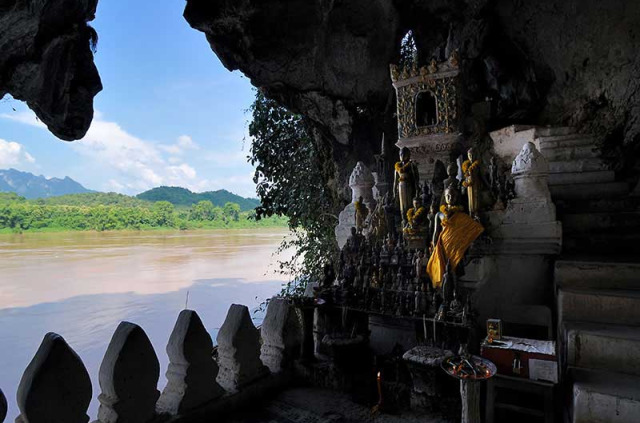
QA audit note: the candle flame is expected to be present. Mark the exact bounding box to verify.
[377,371,381,378]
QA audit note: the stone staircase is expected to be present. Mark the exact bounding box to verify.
[536,127,640,256]
[541,126,640,422]
[555,260,640,422]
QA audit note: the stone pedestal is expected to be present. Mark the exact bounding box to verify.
[396,133,463,182]
[403,346,454,408]
[460,380,482,423]
[470,142,562,330]
[336,162,375,249]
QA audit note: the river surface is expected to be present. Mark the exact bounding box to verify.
[0,228,290,420]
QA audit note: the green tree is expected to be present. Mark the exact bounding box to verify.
[152,201,175,227]
[223,202,241,222]
[190,200,216,221]
[248,90,339,291]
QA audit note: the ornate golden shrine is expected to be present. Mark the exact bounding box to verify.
[390,52,462,180]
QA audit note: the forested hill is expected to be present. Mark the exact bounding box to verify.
[136,186,260,211]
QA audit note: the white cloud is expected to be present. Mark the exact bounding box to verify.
[177,135,197,149]
[0,110,47,129]
[0,138,36,167]
[159,134,199,156]
[0,108,257,196]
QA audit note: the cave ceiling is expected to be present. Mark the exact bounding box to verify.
[1,0,638,175]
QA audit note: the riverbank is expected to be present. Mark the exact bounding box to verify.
[0,192,288,233]
[0,217,288,234]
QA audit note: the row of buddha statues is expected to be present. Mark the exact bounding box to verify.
[331,233,472,324]
[330,142,514,324]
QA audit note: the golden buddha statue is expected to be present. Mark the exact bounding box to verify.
[403,197,427,236]
[393,147,420,225]
[427,187,484,289]
[462,147,481,218]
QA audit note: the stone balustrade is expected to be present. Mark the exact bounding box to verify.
[9,299,301,423]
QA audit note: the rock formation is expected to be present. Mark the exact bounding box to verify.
[184,0,640,187]
[0,0,102,141]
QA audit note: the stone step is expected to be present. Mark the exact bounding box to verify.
[548,170,615,186]
[538,135,597,149]
[535,126,576,137]
[555,196,640,214]
[550,181,628,200]
[542,145,600,161]
[562,230,640,256]
[548,158,608,174]
[566,322,640,377]
[558,288,640,326]
[571,369,640,423]
[561,211,640,233]
[555,259,640,290]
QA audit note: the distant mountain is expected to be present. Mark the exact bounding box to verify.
[0,168,93,199]
[136,186,260,211]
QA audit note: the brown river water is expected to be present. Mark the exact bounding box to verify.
[0,228,290,419]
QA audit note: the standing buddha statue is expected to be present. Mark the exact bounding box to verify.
[427,187,484,289]
[462,147,481,218]
[393,147,420,225]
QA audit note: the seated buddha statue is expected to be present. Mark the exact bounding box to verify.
[403,197,428,236]
[427,186,484,289]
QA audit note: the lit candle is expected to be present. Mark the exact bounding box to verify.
[377,371,382,407]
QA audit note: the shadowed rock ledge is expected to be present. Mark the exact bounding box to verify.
[0,0,102,141]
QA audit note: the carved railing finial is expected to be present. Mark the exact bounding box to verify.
[260,298,302,373]
[95,322,160,423]
[216,304,268,393]
[156,310,225,415]
[16,333,91,423]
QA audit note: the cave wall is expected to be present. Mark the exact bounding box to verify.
[184,0,640,203]
[0,0,102,141]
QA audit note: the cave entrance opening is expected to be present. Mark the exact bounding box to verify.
[415,91,438,127]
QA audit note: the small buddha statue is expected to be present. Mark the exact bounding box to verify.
[462,147,481,219]
[393,147,420,225]
[403,196,428,236]
[354,195,369,234]
[442,162,460,202]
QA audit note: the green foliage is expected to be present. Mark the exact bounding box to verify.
[248,90,340,294]
[0,194,287,233]
[38,192,150,207]
[223,202,241,222]
[136,186,260,211]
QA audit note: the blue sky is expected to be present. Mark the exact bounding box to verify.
[0,0,258,197]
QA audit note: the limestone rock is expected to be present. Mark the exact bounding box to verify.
[0,0,102,140]
[16,333,91,423]
[260,298,302,373]
[216,304,268,393]
[156,310,224,415]
[184,0,640,187]
[95,322,160,423]
[0,388,5,423]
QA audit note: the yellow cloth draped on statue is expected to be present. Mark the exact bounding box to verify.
[427,212,484,288]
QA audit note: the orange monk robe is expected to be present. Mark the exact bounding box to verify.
[427,212,484,289]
